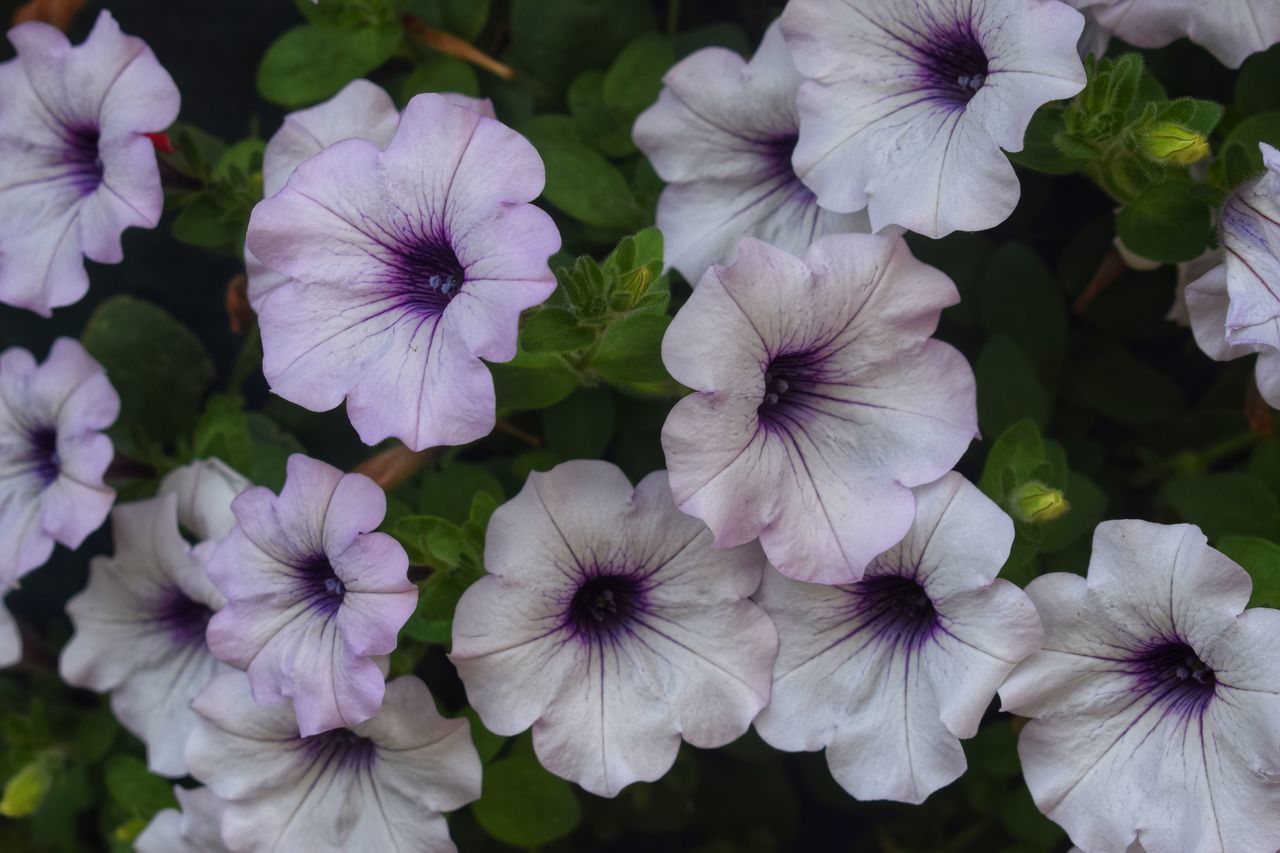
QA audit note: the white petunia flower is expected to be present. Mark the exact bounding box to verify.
[186,671,482,852]
[633,22,869,284]
[450,460,778,797]
[1065,0,1280,68]
[1001,520,1280,853]
[60,459,249,776]
[754,472,1042,803]
[134,786,229,853]
[779,0,1086,237]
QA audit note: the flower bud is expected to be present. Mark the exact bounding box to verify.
[1138,123,1210,166]
[0,760,54,818]
[1009,481,1070,524]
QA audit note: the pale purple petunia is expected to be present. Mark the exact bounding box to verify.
[632,22,869,284]
[779,0,1086,237]
[0,337,118,584]
[754,473,1042,803]
[1186,143,1280,406]
[186,671,482,852]
[60,459,248,776]
[246,92,559,451]
[0,10,180,316]
[247,79,494,311]
[1000,520,1280,853]
[661,235,977,585]
[451,460,778,797]
[1066,0,1280,68]
[134,786,229,853]
[205,454,416,736]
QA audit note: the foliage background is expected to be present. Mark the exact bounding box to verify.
[1,0,1278,850]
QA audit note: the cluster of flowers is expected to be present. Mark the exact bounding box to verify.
[1,2,1279,851]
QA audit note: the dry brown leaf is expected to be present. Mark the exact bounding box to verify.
[12,0,86,31]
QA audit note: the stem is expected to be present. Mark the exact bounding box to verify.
[495,420,541,446]
[1073,248,1126,315]
[402,16,516,81]
[353,443,440,492]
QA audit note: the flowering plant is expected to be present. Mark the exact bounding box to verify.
[3,1,1280,851]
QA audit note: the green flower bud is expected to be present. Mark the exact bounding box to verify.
[1009,481,1070,524]
[1138,123,1210,166]
[0,760,54,818]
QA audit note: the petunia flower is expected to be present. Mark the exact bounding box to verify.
[450,460,777,797]
[753,472,1042,803]
[60,459,249,776]
[1065,0,1280,68]
[0,337,118,584]
[134,786,229,853]
[779,0,1086,238]
[0,587,19,668]
[0,10,180,316]
[186,671,482,852]
[661,235,977,585]
[632,22,869,284]
[247,79,494,311]
[1186,143,1280,406]
[246,93,559,451]
[1000,520,1280,853]
[205,454,416,736]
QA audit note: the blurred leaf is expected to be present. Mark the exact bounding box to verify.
[82,297,216,461]
[979,244,1068,375]
[1216,535,1280,607]
[603,34,675,123]
[103,756,176,819]
[1066,339,1185,426]
[544,388,615,458]
[1163,473,1280,540]
[258,24,402,108]
[976,336,1049,437]
[462,707,506,764]
[1115,182,1213,263]
[402,0,491,40]
[472,754,582,846]
[1235,44,1280,115]
[491,350,579,411]
[568,70,636,157]
[397,54,481,103]
[417,463,505,524]
[592,313,672,385]
[509,0,656,91]
[1038,471,1106,552]
[673,23,749,58]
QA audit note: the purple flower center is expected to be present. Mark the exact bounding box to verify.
[1130,641,1217,718]
[758,349,828,427]
[566,572,648,645]
[851,574,938,650]
[304,727,377,773]
[298,556,346,616]
[152,592,215,647]
[27,426,60,485]
[63,125,104,194]
[383,224,466,317]
[912,17,989,106]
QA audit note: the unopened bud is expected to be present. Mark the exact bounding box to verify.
[1009,481,1070,524]
[1139,123,1210,166]
[0,760,53,818]
[115,817,147,843]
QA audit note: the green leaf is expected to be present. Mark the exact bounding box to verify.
[81,297,216,460]
[1220,111,1280,178]
[1163,473,1280,541]
[975,336,1050,438]
[979,419,1055,506]
[509,0,656,91]
[1235,44,1280,115]
[544,388,615,458]
[490,350,579,411]
[103,756,176,820]
[396,515,467,568]
[397,54,481,104]
[401,562,484,643]
[462,707,506,764]
[568,70,636,157]
[1216,535,1280,608]
[1038,471,1107,553]
[257,24,402,108]
[602,34,675,123]
[1115,182,1213,263]
[519,123,643,229]
[521,307,597,353]
[1066,339,1186,426]
[979,244,1067,376]
[472,754,582,846]
[1008,109,1094,174]
[592,313,672,385]
[401,0,491,40]
[417,463,505,524]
